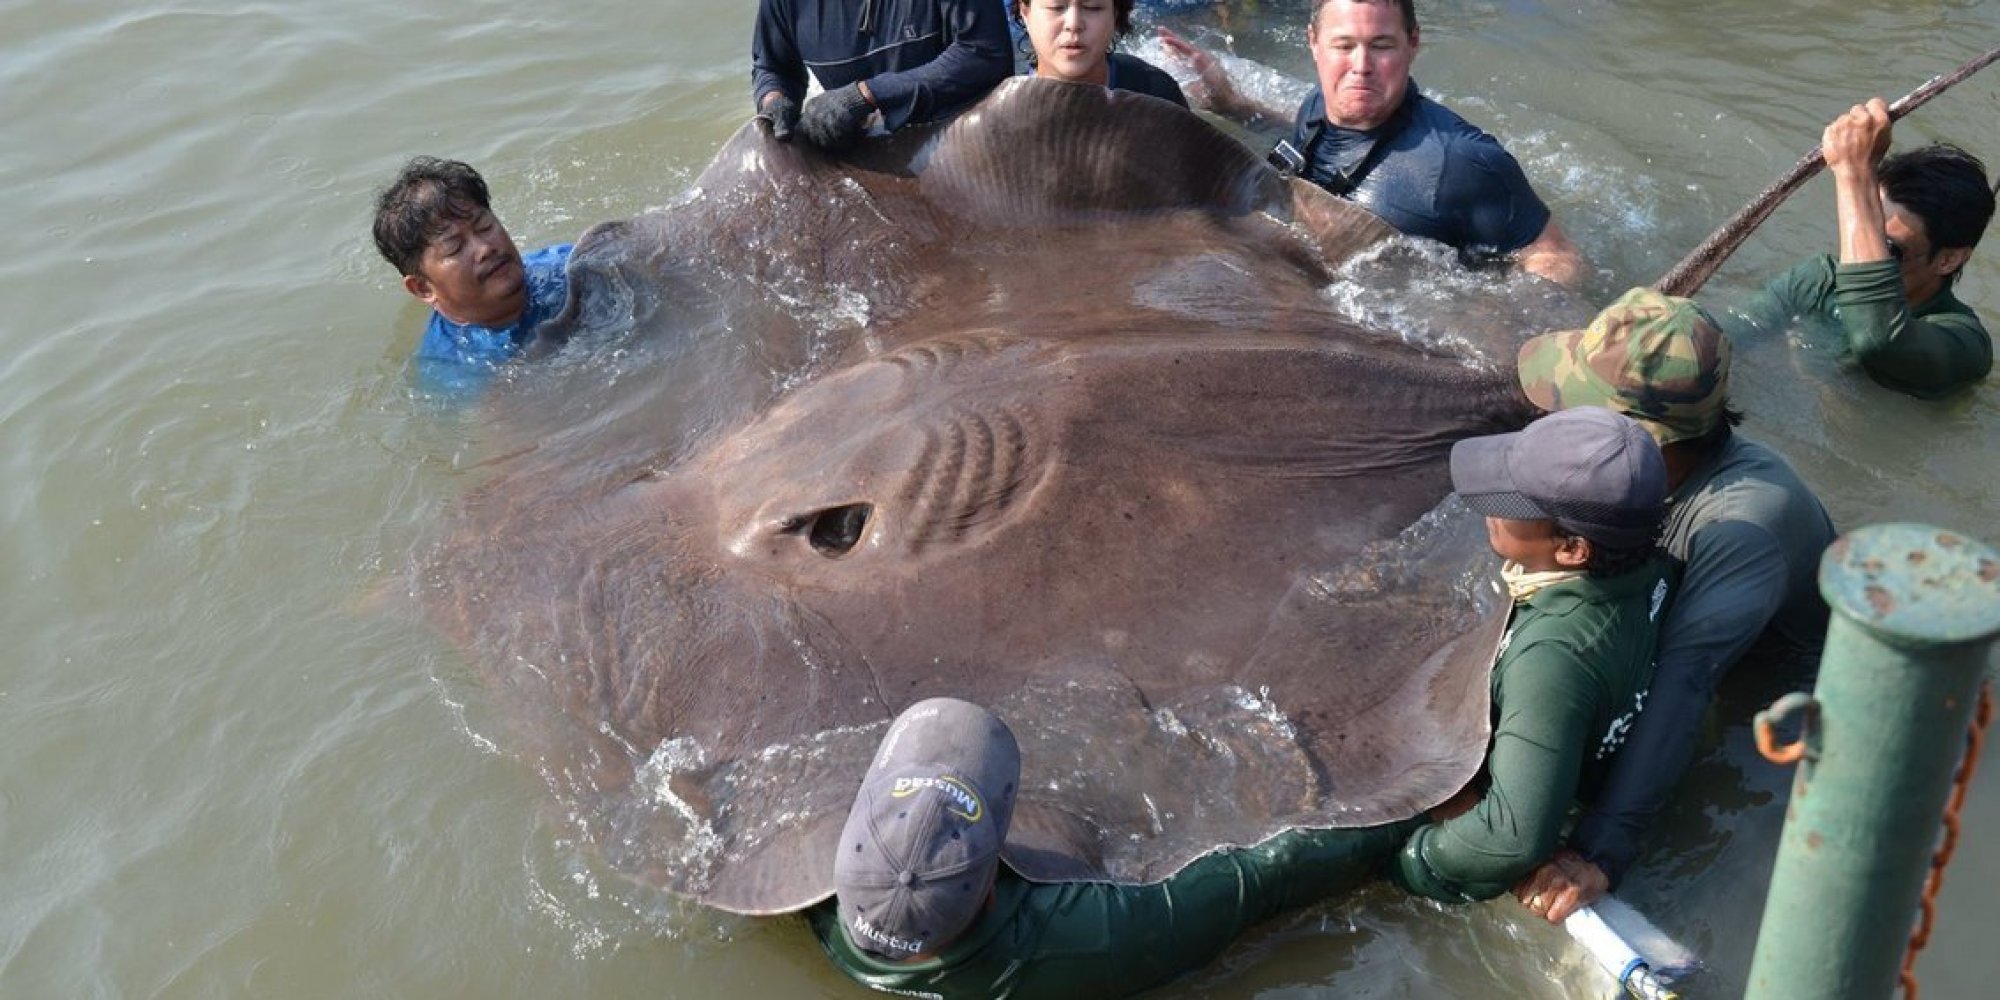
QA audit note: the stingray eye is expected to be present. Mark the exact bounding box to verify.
[808,503,872,557]
[778,503,872,558]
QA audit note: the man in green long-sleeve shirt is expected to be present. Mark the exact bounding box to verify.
[1391,406,1673,910]
[1746,98,1993,399]
[811,697,1412,1000]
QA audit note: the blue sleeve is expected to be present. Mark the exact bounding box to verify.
[863,0,1012,129]
[518,243,576,345]
[751,0,808,110]
[1568,520,1790,883]
[1442,136,1551,256]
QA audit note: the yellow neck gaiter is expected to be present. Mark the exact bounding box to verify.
[1501,560,1585,602]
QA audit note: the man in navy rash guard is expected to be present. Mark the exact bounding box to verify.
[752,0,1014,150]
[1161,0,1588,288]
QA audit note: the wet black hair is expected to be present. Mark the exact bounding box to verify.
[1310,0,1418,37]
[371,156,495,277]
[1880,143,1994,281]
[1013,0,1136,37]
[1552,530,1659,579]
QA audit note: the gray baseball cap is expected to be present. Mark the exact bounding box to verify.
[1449,405,1666,549]
[834,698,1021,960]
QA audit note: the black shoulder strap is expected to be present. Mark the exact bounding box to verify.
[1271,95,1416,196]
[1322,121,1401,195]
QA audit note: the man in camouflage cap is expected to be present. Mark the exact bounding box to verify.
[1516,287,1733,445]
[1506,287,1838,923]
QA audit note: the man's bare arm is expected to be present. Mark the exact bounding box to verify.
[1516,218,1590,290]
[1156,28,1292,130]
[1824,98,1894,265]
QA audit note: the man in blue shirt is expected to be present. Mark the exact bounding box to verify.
[1161,0,1587,288]
[370,157,572,394]
[753,0,1014,150]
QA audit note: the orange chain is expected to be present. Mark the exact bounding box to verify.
[1901,680,1994,1000]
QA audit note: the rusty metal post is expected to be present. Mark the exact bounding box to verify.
[1744,524,2000,1000]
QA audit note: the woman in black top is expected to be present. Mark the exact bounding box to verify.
[1014,0,1188,107]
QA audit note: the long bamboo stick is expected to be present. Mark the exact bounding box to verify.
[1652,44,2000,298]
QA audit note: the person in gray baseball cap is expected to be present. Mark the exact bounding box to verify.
[832,697,1021,960]
[810,697,1413,998]
[1390,406,1677,912]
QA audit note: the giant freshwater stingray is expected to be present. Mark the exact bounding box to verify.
[420,78,1578,915]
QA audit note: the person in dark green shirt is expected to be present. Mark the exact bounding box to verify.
[1391,406,1673,911]
[1744,98,1994,398]
[1508,288,1836,922]
[812,697,1412,1000]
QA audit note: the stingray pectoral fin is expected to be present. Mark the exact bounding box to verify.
[1004,802,1111,883]
[918,76,1291,225]
[701,808,849,916]
[1285,177,1397,269]
[1232,507,1507,829]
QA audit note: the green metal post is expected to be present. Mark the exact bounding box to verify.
[1745,523,2000,1000]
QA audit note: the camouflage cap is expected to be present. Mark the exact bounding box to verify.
[1516,287,1732,445]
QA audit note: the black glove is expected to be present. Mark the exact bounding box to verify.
[800,83,875,151]
[758,93,800,141]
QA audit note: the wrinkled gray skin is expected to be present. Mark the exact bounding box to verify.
[423,79,1573,915]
